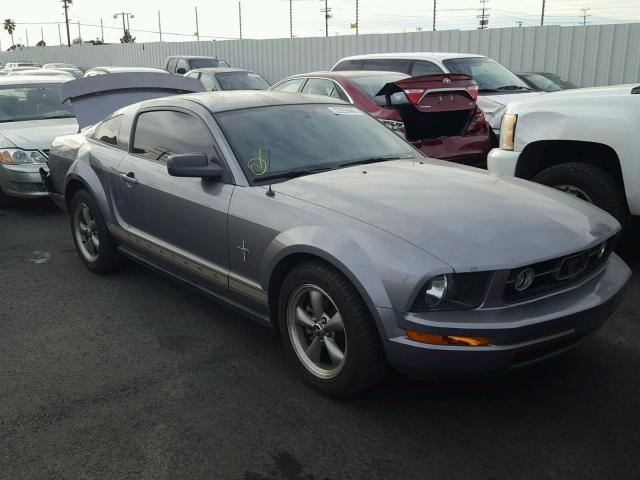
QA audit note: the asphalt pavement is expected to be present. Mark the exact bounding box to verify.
[1,198,638,480]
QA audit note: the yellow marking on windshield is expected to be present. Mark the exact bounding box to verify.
[247,147,269,176]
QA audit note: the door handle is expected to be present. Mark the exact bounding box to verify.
[119,172,138,185]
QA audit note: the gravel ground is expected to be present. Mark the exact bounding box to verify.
[1,198,638,480]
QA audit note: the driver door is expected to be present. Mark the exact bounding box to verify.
[115,108,234,292]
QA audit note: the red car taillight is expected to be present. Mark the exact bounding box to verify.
[466,84,479,101]
[403,88,425,105]
[466,110,487,134]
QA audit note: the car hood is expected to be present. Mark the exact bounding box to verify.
[273,160,619,271]
[477,91,546,129]
[0,117,78,150]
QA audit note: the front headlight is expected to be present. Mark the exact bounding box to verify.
[380,119,405,138]
[0,148,47,165]
[499,114,518,151]
[411,272,491,311]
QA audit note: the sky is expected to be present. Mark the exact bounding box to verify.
[2,0,640,48]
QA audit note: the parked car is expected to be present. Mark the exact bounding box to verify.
[332,53,544,139]
[9,69,75,79]
[84,66,170,76]
[271,71,490,166]
[44,74,630,397]
[488,84,640,225]
[3,62,40,69]
[43,63,84,78]
[164,56,230,75]
[1,65,40,75]
[186,67,270,91]
[0,75,77,206]
[517,72,578,92]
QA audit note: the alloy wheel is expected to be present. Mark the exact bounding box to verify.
[73,202,100,262]
[286,284,347,379]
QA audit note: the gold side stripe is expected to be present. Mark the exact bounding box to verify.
[108,224,267,303]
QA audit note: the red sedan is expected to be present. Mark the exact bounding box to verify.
[270,71,491,166]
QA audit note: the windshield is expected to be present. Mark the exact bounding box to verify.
[216,104,416,183]
[443,57,530,92]
[216,72,270,91]
[521,73,577,92]
[350,74,409,105]
[190,58,230,69]
[0,84,74,122]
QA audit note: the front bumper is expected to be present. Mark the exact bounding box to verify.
[487,147,520,176]
[0,164,48,198]
[377,253,631,379]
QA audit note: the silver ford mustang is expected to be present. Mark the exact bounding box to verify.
[45,74,630,397]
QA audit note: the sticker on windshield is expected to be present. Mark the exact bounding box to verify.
[247,147,269,176]
[327,106,364,116]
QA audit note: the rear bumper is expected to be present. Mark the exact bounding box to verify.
[412,131,491,167]
[0,164,48,198]
[377,253,631,379]
[487,148,520,176]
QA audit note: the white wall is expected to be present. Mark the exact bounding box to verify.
[2,23,640,87]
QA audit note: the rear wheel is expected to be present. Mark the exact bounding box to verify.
[278,261,388,397]
[532,162,628,225]
[69,189,123,273]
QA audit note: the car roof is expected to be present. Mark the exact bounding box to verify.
[188,67,252,74]
[167,55,223,59]
[336,52,486,62]
[176,90,346,113]
[89,67,168,74]
[289,70,410,80]
[0,75,67,85]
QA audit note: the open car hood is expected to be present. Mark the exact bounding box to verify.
[60,72,205,130]
[375,73,477,113]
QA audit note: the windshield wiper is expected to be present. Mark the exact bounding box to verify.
[478,88,501,93]
[338,155,414,169]
[252,167,333,184]
[497,85,533,91]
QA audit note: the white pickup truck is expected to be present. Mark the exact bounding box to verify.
[488,84,640,224]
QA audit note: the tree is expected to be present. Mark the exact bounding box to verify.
[8,43,24,51]
[3,18,16,48]
[120,29,135,43]
[36,39,46,47]
[72,36,82,44]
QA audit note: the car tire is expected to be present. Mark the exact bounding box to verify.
[278,260,388,397]
[532,162,628,225]
[69,189,123,273]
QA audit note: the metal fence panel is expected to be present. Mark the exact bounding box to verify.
[2,23,639,87]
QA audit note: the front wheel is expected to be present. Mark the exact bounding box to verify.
[278,261,388,397]
[532,162,628,225]
[69,190,123,273]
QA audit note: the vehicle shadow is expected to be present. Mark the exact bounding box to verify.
[0,197,63,217]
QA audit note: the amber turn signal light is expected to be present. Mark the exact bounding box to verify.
[406,330,490,346]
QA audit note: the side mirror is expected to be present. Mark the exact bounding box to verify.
[176,67,187,75]
[167,153,223,179]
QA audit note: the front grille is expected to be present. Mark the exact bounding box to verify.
[503,241,611,303]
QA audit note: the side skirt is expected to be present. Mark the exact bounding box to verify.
[118,245,274,329]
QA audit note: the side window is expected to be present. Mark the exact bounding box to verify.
[411,60,443,76]
[166,58,177,73]
[272,78,304,92]
[200,73,216,91]
[301,78,340,98]
[176,59,189,74]
[93,115,123,146]
[132,111,218,165]
[333,59,364,71]
[362,59,412,73]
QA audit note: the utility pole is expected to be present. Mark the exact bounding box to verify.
[40,27,44,45]
[113,12,134,39]
[58,23,62,45]
[77,20,81,41]
[195,7,200,41]
[477,0,490,29]
[355,0,359,35]
[580,7,591,26]
[433,0,437,31]
[26,30,29,47]
[158,10,162,41]
[100,18,104,42]
[238,2,243,39]
[516,21,523,27]
[541,0,546,26]
[61,0,72,47]
[290,0,293,37]
[320,0,332,37]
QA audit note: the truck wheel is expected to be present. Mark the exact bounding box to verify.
[278,261,388,397]
[532,162,628,225]
[69,189,123,273]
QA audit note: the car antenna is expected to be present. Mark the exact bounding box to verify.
[266,148,275,197]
